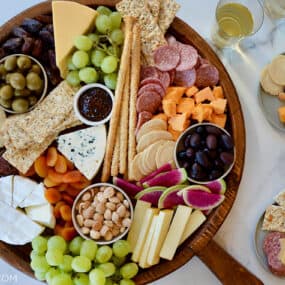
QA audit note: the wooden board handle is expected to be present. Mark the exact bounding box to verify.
[196,240,264,285]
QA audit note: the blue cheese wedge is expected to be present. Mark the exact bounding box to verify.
[57,126,106,180]
[0,200,44,245]
[0,175,13,206]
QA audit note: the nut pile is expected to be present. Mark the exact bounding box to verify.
[75,185,132,241]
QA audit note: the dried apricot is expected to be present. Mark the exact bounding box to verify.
[62,170,82,184]
[44,177,60,188]
[45,188,61,204]
[71,178,91,190]
[47,168,64,184]
[60,204,72,221]
[34,156,48,178]
[56,183,68,192]
[61,193,74,206]
[54,224,64,236]
[61,227,77,241]
[66,159,74,170]
[55,155,68,174]
[54,201,66,219]
[65,187,82,197]
[46,147,58,167]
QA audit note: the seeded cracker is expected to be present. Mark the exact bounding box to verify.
[116,0,166,65]
[262,205,285,233]
[147,0,161,21]
[158,0,180,34]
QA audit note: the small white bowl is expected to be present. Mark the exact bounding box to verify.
[72,183,134,245]
[73,83,114,126]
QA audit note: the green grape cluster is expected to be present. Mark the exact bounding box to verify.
[66,6,124,90]
[30,235,138,285]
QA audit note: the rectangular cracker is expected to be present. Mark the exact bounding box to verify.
[262,205,285,232]
[147,0,161,21]
[158,0,180,33]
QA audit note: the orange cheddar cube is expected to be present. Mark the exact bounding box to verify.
[213,86,224,99]
[152,113,168,122]
[278,106,285,123]
[185,86,199,97]
[210,113,227,128]
[164,87,186,104]
[210,98,227,114]
[168,125,182,141]
[168,113,190,132]
[162,99,177,117]
[194,87,215,104]
[202,104,213,121]
[177,98,195,116]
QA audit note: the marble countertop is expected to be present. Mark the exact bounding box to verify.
[0,1,285,284]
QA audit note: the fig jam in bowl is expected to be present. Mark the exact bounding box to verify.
[74,83,114,126]
[174,123,236,184]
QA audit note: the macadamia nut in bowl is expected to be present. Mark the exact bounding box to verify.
[72,183,133,245]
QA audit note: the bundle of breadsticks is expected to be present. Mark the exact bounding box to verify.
[101,17,140,182]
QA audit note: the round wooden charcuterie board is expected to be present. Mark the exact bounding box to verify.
[0,1,246,284]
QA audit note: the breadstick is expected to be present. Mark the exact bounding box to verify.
[111,127,120,177]
[119,67,130,175]
[101,16,135,182]
[128,23,141,179]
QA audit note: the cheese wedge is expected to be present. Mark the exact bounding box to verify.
[127,200,151,252]
[19,183,46,208]
[147,209,174,265]
[0,175,13,206]
[139,215,158,268]
[160,205,192,260]
[132,208,159,262]
[0,201,44,245]
[179,209,206,245]
[57,126,106,180]
[52,1,98,78]
[26,203,56,229]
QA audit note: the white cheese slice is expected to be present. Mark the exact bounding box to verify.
[57,125,106,180]
[12,176,38,208]
[19,183,46,208]
[0,200,44,245]
[179,209,206,245]
[25,203,56,229]
[160,205,192,261]
[0,175,13,206]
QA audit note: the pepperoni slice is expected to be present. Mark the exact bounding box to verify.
[174,68,196,87]
[138,83,165,98]
[157,70,170,90]
[136,111,153,132]
[168,69,176,85]
[195,64,219,88]
[136,91,161,113]
[140,66,159,81]
[154,45,180,71]
[140,77,165,91]
[176,43,198,71]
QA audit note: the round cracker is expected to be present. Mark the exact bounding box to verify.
[268,55,285,85]
[130,153,144,181]
[260,66,283,96]
[138,151,150,176]
[155,140,176,168]
[136,130,173,153]
[143,140,168,174]
[0,109,7,147]
[136,119,167,142]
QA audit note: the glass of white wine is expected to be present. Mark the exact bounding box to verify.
[211,0,264,49]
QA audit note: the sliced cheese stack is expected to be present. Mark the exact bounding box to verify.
[127,200,206,267]
[0,175,55,245]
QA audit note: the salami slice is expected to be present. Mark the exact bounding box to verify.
[168,69,176,85]
[138,83,165,98]
[157,70,170,90]
[154,45,180,72]
[140,66,159,81]
[176,43,198,71]
[174,68,196,87]
[140,77,165,91]
[136,111,153,131]
[195,64,219,88]
[136,91,161,114]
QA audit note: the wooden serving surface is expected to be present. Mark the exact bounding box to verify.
[0,1,246,284]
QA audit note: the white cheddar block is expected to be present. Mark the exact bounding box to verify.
[147,209,174,266]
[127,200,151,252]
[132,208,159,262]
[139,215,158,269]
[160,205,192,260]
[180,209,206,245]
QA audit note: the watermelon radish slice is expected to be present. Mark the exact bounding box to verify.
[182,186,225,211]
[139,162,173,184]
[205,179,227,194]
[113,177,143,198]
[135,186,166,206]
[142,168,187,188]
[158,184,186,209]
